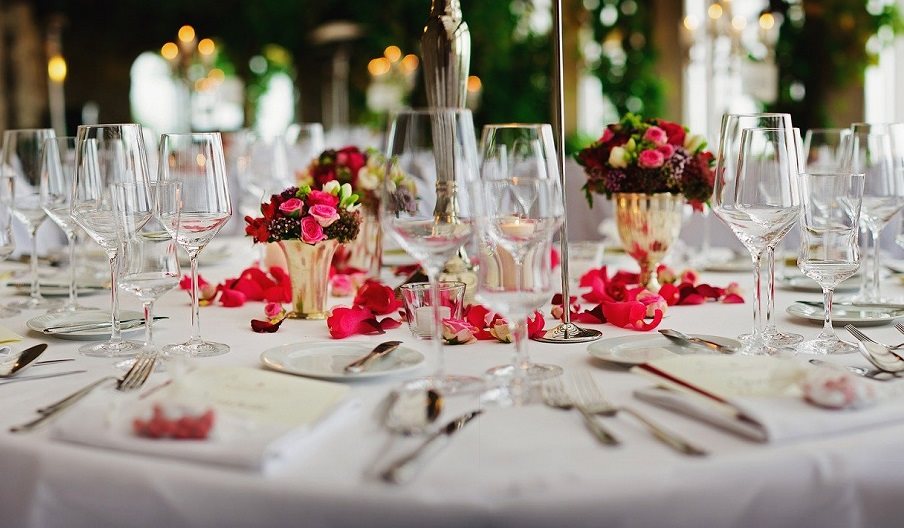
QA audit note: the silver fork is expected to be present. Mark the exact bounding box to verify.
[571,370,707,456]
[845,325,904,372]
[542,377,619,445]
[10,352,158,433]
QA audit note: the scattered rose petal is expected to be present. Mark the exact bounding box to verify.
[442,318,478,345]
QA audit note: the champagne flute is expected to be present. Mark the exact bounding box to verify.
[715,113,801,347]
[71,124,151,357]
[112,181,180,356]
[713,127,801,354]
[841,123,904,303]
[158,132,232,358]
[797,172,865,354]
[40,136,96,312]
[0,177,18,318]
[476,123,564,381]
[1,129,58,310]
[380,108,480,391]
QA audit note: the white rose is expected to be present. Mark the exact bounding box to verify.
[322,180,341,194]
[608,146,628,168]
[684,134,706,153]
[357,168,380,190]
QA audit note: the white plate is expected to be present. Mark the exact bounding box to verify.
[702,257,751,273]
[177,242,232,267]
[786,302,904,326]
[27,310,145,340]
[260,341,425,381]
[777,274,859,293]
[587,334,742,367]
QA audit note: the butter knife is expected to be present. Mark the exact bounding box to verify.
[380,409,482,484]
[344,341,402,374]
[43,317,168,334]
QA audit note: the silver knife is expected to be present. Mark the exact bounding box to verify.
[43,317,168,334]
[659,329,736,354]
[380,409,482,484]
[344,341,402,373]
[0,370,87,385]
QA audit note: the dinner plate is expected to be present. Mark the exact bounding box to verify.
[587,334,741,367]
[786,302,904,327]
[260,341,425,381]
[702,256,750,273]
[26,310,145,340]
[777,274,859,293]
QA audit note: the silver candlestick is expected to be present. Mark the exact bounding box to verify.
[534,0,602,344]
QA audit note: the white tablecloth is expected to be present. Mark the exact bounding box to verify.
[1,236,904,528]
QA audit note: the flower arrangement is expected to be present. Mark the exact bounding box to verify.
[576,113,715,211]
[244,181,362,245]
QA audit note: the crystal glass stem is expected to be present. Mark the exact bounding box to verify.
[189,251,201,343]
[764,246,776,333]
[870,228,882,301]
[427,267,446,381]
[66,231,78,308]
[108,251,122,343]
[748,249,765,344]
[818,285,836,341]
[142,299,155,348]
[28,228,40,302]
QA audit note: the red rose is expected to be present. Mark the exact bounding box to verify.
[307,190,340,208]
[244,216,270,243]
[654,120,687,147]
[353,280,400,315]
[337,146,366,177]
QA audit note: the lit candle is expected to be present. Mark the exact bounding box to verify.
[414,305,451,335]
[499,217,535,238]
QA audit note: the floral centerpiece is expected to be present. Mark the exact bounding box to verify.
[575,114,715,291]
[244,182,362,319]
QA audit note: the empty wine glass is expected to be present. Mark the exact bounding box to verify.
[1,129,58,310]
[797,172,865,354]
[713,127,801,354]
[71,124,151,357]
[715,113,801,348]
[381,108,480,392]
[0,177,18,318]
[40,136,95,313]
[841,123,904,303]
[286,122,325,172]
[803,128,851,171]
[158,132,233,358]
[112,181,180,356]
[239,132,293,267]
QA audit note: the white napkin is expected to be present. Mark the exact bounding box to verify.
[632,355,904,442]
[51,366,356,473]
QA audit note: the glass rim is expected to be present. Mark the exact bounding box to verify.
[160,131,222,139]
[799,171,865,178]
[482,123,552,130]
[2,128,55,134]
[724,112,791,119]
[389,108,473,117]
[400,281,466,292]
[76,123,142,129]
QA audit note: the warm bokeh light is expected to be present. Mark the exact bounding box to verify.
[707,4,723,20]
[368,57,391,76]
[161,42,179,60]
[759,12,775,30]
[401,54,419,73]
[731,16,747,31]
[178,25,196,43]
[683,15,699,32]
[384,45,402,63]
[467,75,482,93]
[47,55,67,83]
[208,68,225,82]
[198,38,215,56]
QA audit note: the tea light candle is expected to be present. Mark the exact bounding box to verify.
[500,217,535,238]
[414,305,451,334]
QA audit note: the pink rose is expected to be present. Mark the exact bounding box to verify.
[442,318,478,345]
[264,302,284,319]
[278,197,304,217]
[600,127,614,144]
[300,216,326,244]
[307,190,339,208]
[656,144,675,158]
[638,149,665,169]
[643,126,668,145]
[330,274,355,296]
[636,290,668,318]
[309,204,339,227]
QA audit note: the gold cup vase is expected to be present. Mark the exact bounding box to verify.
[333,206,382,278]
[279,239,340,319]
[613,192,685,292]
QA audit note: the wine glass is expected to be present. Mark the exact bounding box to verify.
[476,123,563,381]
[713,127,801,354]
[797,172,865,354]
[71,124,151,357]
[286,122,325,172]
[239,132,293,267]
[714,113,801,348]
[0,177,18,318]
[112,181,180,357]
[840,123,904,303]
[40,136,96,313]
[1,128,58,310]
[803,128,851,171]
[158,132,233,358]
[380,108,480,391]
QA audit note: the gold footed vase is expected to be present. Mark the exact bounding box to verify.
[333,207,382,278]
[613,192,685,292]
[279,239,339,319]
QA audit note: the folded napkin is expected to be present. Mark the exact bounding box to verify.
[51,366,355,473]
[0,326,23,344]
[632,355,904,442]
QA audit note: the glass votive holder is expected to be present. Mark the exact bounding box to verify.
[400,281,466,339]
[568,241,604,285]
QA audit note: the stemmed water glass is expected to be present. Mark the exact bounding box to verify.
[112,181,180,356]
[239,133,293,267]
[1,129,58,310]
[71,124,151,357]
[713,127,801,354]
[380,108,480,391]
[841,123,904,303]
[715,113,801,348]
[40,136,95,312]
[158,132,232,358]
[803,128,851,171]
[286,122,325,172]
[0,178,17,318]
[475,123,563,381]
[797,172,865,354]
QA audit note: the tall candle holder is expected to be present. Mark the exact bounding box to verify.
[534,0,602,344]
